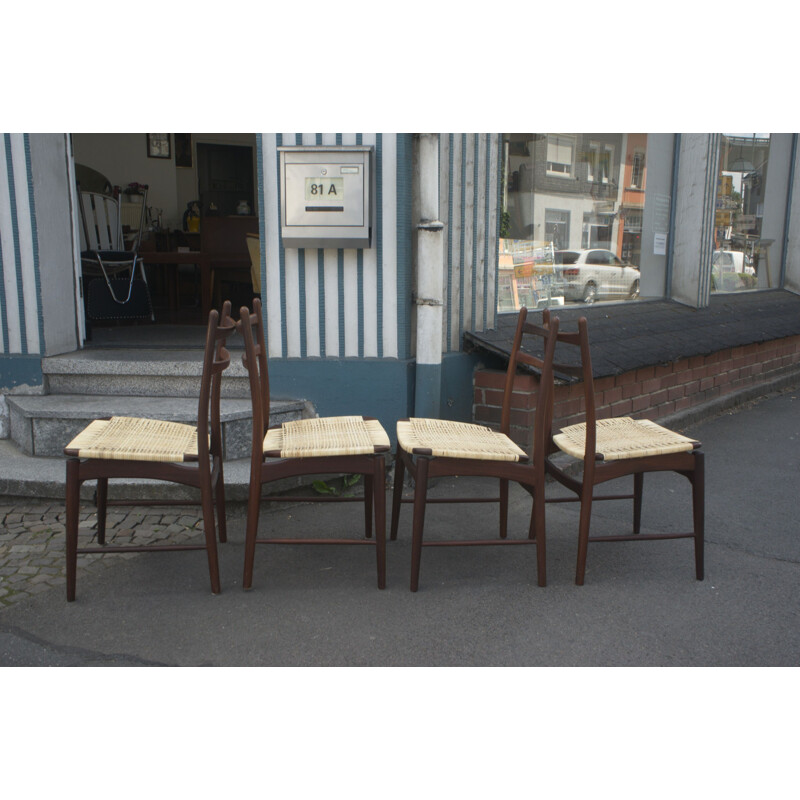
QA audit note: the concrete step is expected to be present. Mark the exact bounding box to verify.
[6,394,310,460]
[42,348,252,398]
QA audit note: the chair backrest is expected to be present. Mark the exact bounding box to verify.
[78,189,123,252]
[541,312,598,459]
[500,306,561,459]
[119,188,148,252]
[236,298,271,449]
[198,300,235,462]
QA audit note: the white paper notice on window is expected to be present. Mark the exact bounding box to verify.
[653,233,667,256]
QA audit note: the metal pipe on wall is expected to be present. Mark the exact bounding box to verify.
[414,133,444,419]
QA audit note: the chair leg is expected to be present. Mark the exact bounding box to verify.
[633,472,644,534]
[390,449,407,541]
[215,460,228,544]
[693,452,705,580]
[95,477,108,546]
[199,475,221,595]
[364,474,374,539]
[575,482,594,586]
[243,475,262,590]
[499,479,509,539]
[373,457,386,590]
[410,457,430,592]
[531,487,547,587]
[65,459,81,602]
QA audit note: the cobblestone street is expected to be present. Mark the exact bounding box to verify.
[0,499,211,609]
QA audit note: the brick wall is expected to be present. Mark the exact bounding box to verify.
[474,334,800,451]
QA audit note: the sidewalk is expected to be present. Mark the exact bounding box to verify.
[1,383,798,666]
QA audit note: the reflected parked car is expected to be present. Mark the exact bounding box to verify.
[555,249,641,303]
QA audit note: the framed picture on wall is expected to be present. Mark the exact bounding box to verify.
[147,134,171,159]
[175,133,192,167]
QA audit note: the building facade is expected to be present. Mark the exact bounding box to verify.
[1,132,799,444]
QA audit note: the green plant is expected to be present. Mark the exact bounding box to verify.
[312,474,362,497]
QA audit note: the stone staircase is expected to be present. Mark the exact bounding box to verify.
[2,344,312,501]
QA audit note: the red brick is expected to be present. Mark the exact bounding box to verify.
[483,389,506,407]
[511,390,536,410]
[622,381,642,399]
[610,399,633,416]
[668,385,685,401]
[603,387,623,405]
[641,377,661,394]
[474,370,506,390]
[660,374,678,389]
[475,406,501,424]
[635,366,655,380]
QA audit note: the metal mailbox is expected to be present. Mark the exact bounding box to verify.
[278,145,374,249]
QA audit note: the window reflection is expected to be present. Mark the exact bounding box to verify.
[499,133,649,312]
[713,134,770,293]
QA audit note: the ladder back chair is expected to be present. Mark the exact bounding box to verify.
[237,299,391,590]
[390,307,560,592]
[544,312,705,585]
[63,302,235,601]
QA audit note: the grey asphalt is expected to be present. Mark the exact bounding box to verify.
[1,385,798,667]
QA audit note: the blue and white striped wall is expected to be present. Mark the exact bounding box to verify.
[257,133,501,426]
[0,134,44,359]
[0,133,47,391]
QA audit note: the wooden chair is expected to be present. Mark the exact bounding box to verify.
[63,303,235,601]
[237,299,391,590]
[390,307,560,592]
[544,313,705,585]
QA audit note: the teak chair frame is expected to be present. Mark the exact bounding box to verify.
[237,299,390,590]
[390,307,560,592]
[64,303,235,601]
[544,313,705,585]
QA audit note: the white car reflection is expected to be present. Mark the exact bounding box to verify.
[555,249,641,304]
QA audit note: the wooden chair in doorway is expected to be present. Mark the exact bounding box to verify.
[63,302,235,601]
[237,299,391,590]
[390,307,560,592]
[544,312,705,585]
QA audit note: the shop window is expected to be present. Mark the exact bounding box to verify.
[712,133,771,294]
[500,132,666,313]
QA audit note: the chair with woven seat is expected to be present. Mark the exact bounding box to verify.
[63,302,235,601]
[390,307,560,592]
[544,313,705,585]
[237,299,391,590]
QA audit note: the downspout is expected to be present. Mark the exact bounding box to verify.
[414,133,444,419]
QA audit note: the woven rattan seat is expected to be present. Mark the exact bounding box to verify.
[391,308,560,592]
[396,418,527,462]
[237,299,390,590]
[544,313,704,586]
[552,417,699,462]
[264,416,390,458]
[65,416,200,463]
[63,304,235,601]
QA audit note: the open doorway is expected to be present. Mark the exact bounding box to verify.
[71,133,259,348]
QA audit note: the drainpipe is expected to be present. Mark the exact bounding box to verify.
[414,133,444,419]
